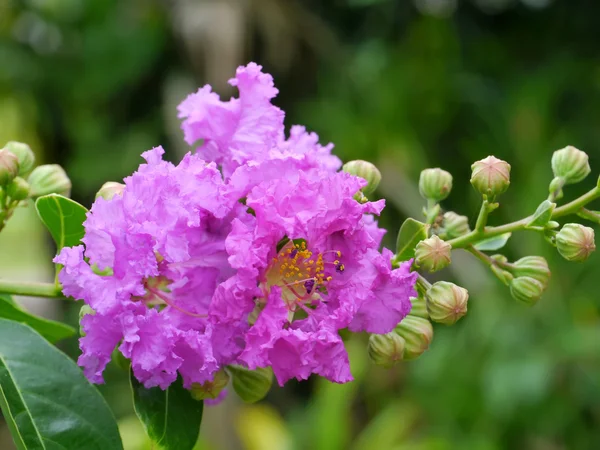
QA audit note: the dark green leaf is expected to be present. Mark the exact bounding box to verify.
[0,295,75,343]
[473,232,512,251]
[395,218,429,261]
[526,200,556,228]
[35,194,88,250]
[131,372,204,450]
[0,318,123,450]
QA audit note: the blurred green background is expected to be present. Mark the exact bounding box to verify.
[1,0,600,449]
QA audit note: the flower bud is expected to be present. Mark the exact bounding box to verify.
[6,177,30,201]
[111,348,130,371]
[28,164,71,198]
[0,149,19,186]
[414,235,452,272]
[470,156,511,197]
[551,146,590,185]
[512,256,550,287]
[190,369,230,401]
[418,168,453,202]
[368,332,406,368]
[556,223,596,262]
[3,141,35,177]
[342,160,382,196]
[509,276,545,305]
[426,281,469,325]
[409,294,428,319]
[228,365,273,403]
[442,212,470,239]
[95,181,125,201]
[395,315,433,360]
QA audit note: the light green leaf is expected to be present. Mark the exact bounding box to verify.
[395,218,429,262]
[0,318,123,450]
[0,294,75,343]
[526,200,556,229]
[131,372,204,450]
[35,194,88,250]
[473,232,512,251]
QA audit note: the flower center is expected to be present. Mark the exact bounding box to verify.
[261,240,344,311]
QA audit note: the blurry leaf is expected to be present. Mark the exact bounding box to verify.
[396,218,428,261]
[0,318,123,450]
[351,403,417,450]
[35,194,88,250]
[131,372,203,450]
[473,233,511,251]
[236,404,292,450]
[0,294,75,343]
[526,200,556,228]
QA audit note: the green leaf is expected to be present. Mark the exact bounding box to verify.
[0,318,123,450]
[526,200,556,229]
[35,194,88,250]
[395,218,429,261]
[131,372,204,450]
[0,294,75,343]
[473,232,512,251]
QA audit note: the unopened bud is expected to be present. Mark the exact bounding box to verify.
[490,254,513,285]
[368,333,406,368]
[409,294,428,319]
[509,276,545,305]
[28,164,71,198]
[0,149,19,185]
[6,177,30,201]
[3,141,35,177]
[228,365,273,403]
[395,315,433,360]
[418,168,453,202]
[415,235,452,272]
[426,281,469,325]
[556,223,596,262]
[470,156,511,197]
[512,256,550,287]
[342,160,382,196]
[551,146,590,185]
[442,212,470,239]
[190,369,230,401]
[95,181,125,201]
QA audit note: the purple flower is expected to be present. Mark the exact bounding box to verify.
[55,147,236,388]
[212,170,416,385]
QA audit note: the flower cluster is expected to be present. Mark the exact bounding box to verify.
[55,63,417,392]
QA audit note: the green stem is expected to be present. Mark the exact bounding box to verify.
[474,200,490,233]
[0,279,63,298]
[448,186,600,249]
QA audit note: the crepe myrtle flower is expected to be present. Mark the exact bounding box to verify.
[54,147,243,389]
[178,62,341,191]
[212,170,417,386]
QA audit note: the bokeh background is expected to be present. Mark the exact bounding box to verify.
[2,0,600,449]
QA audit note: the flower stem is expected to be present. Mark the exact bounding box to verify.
[0,279,63,298]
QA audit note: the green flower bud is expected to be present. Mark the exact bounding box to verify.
[551,146,590,185]
[426,281,468,325]
[342,160,382,196]
[556,223,596,262]
[111,348,130,371]
[509,276,545,305]
[395,315,434,360]
[442,211,470,239]
[0,149,19,186]
[3,141,35,177]
[470,155,511,197]
[6,177,30,201]
[409,294,428,319]
[512,256,550,287]
[414,235,452,272]
[190,369,230,401]
[368,333,406,368]
[28,164,72,198]
[489,254,514,285]
[228,365,273,403]
[418,168,453,202]
[95,181,125,201]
